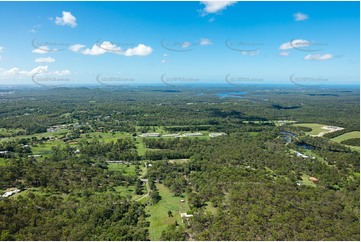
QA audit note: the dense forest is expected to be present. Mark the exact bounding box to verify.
[0,85,359,240]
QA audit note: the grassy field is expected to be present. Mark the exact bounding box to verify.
[31,140,66,154]
[168,159,190,164]
[113,185,135,196]
[299,174,317,187]
[135,137,147,156]
[331,131,360,143]
[80,132,132,142]
[205,202,217,215]
[331,131,360,152]
[0,128,26,136]
[107,163,136,176]
[0,157,8,166]
[147,184,190,240]
[293,123,329,136]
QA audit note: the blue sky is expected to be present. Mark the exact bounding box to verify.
[0,1,359,87]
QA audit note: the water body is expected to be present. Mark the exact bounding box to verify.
[216,91,247,99]
[280,131,296,143]
[297,143,312,150]
[280,131,296,137]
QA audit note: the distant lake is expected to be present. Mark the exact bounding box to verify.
[216,91,247,99]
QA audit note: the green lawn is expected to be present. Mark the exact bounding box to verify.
[9,187,56,199]
[80,132,132,142]
[31,140,65,154]
[147,184,190,241]
[293,123,329,136]
[331,131,360,152]
[0,157,8,166]
[135,137,147,156]
[107,163,136,176]
[96,185,135,198]
[331,131,360,143]
[299,174,317,187]
[0,128,26,137]
[205,202,217,215]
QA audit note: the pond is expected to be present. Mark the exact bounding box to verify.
[216,91,247,99]
[280,131,296,142]
[297,143,312,150]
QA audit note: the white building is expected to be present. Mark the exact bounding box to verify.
[294,151,309,159]
[181,132,203,137]
[209,132,226,138]
[162,134,181,138]
[140,133,160,137]
[1,189,20,198]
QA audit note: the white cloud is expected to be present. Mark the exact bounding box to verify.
[123,44,153,56]
[182,42,191,48]
[34,57,55,63]
[80,44,107,56]
[70,41,153,56]
[304,54,333,61]
[241,50,260,56]
[279,51,290,57]
[54,70,70,76]
[294,12,309,21]
[0,65,48,77]
[32,46,58,54]
[69,44,85,52]
[200,1,237,14]
[28,24,41,33]
[161,59,170,64]
[200,38,212,46]
[0,66,70,79]
[55,11,77,27]
[279,39,309,50]
[97,41,122,52]
[2,68,21,76]
[29,65,49,76]
[163,53,168,57]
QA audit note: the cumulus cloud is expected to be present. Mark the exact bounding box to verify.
[304,54,333,61]
[32,46,58,54]
[279,51,290,57]
[241,50,260,56]
[55,11,77,27]
[0,66,70,79]
[182,42,191,48]
[161,59,170,64]
[70,41,153,56]
[200,38,212,46]
[200,1,237,14]
[0,65,48,77]
[123,44,153,56]
[279,39,309,50]
[28,24,41,33]
[34,57,55,63]
[69,44,85,52]
[53,70,70,76]
[294,12,308,21]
